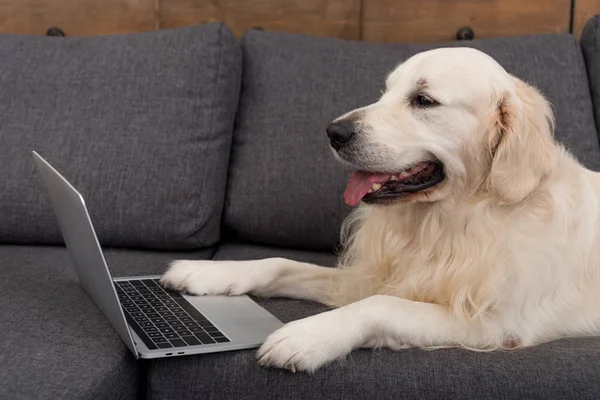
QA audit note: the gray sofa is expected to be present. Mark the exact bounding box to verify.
[2,16,600,400]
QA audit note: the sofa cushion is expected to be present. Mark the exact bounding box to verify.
[0,244,213,399]
[212,241,337,266]
[225,31,600,251]
[147,243,600,400]
[0,23,240,249]
[581,15,600,134]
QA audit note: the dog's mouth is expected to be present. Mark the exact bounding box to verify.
[344,161,445,206]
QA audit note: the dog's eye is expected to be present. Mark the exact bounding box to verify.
[415,94,436,107]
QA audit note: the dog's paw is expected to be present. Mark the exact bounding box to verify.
[256,310,357,373]
[160,260,253,296]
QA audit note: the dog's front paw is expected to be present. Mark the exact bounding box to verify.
[256,310,357,373]
[160,260,252,296]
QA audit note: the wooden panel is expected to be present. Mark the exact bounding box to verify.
[362,0,571,43]
[158,0,361,40]
[574,0,600,38]
[0,0,156,36]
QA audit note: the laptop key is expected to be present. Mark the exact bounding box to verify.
[140,322,153,328]
[135,317,149,322]
[194,332,215,344]
[178,330,192,337]
[132,312,145,318]
[156,343,172,349]
[148,332,162,338]
[156,307,169,313]
[163,315,177,322]
[213,336,230,343]
[182,336,200,346]
[123,312,157,350]
[169,339,187,347]
[184,321,199,328]
[165,333,179,340]
[153,337,168,343]
[131,280,145,287]
[173,325,188,332]
[174,311,187,318]
[150,317,164,324]
[146,313,159,319]
[170,320,182,327]
[156,322,169,329]
[188,326,203,333]
[135,298,150,304]
[160,327,175,334]
[145,326,158,332]
[179,316,192,322]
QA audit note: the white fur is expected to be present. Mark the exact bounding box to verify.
[161,47,600,373]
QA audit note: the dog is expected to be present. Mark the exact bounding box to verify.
[161,47,600,373]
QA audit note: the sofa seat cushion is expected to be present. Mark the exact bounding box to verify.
[146,243,600,400]
[0,22,240,249]
[0,244,213,399]
[225,30,600,251]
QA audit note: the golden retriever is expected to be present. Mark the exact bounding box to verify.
[161,47,600,373]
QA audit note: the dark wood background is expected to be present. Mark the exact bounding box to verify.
[0,0,598,42]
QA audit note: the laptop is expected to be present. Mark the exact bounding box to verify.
[32,151,284,359]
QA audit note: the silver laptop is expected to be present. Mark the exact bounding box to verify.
[32,151,283,359]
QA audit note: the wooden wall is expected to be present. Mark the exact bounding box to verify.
[0,0,598,42]
[574,0,600,37]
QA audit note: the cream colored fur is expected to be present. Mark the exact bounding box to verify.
[161,47,600,373]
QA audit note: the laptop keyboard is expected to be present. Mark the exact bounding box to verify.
[115,279,230,350]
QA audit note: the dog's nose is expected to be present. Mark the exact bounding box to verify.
[326,121,356,150]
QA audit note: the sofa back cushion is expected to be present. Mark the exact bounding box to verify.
[0,23,240,249]
[225,30,600,251]
[581,15,600,135]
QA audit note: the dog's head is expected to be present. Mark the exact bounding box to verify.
[328,47,556,207]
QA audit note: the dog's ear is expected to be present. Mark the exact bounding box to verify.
[487,77,556,204]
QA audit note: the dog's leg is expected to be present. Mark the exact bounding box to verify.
[257,294,496,373]
[160,258,344,304]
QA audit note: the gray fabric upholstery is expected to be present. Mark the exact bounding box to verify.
[0,23,240,249]
[148,243,600,400]
[0,244,213,399]
[225,30,600,251]
[149,338,600,400]
[213,241,337,266]
[581,15,600,134]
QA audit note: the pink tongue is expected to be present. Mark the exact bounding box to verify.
[344,171,392,207]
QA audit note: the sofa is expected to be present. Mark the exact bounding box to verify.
[2,15,600,400]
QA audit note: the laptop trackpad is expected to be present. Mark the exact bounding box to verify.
[182,294,284,344]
